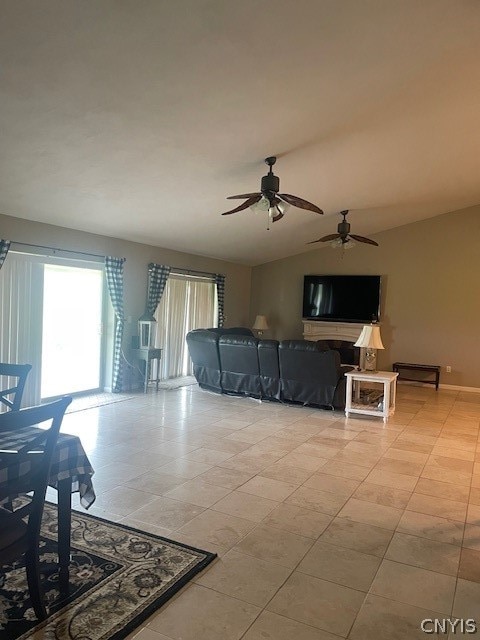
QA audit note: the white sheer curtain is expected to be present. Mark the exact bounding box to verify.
[0,253,43,408]
[154,275,216,379]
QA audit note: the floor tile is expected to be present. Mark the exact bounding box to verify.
[320,518,393,557]
[303,472,360,497]
[262,503,332,539]
[267,571,364,637]
[462,523,480,551]
[163,479,232,507]
[147,584,260,640]
[320,460,370,481]
[338,498,403,530]
[237,476,298,501]
[297,539,381,591]
[385,532,460,575]
[234,524,314,568]
[197,466,255,489]
[212,490,279,522]
[259,462,313,484]
[453,578,480,620]
[176,509,256,548]
[397,510,464,545]
[459,548,480,583]
[365,469,418,491]
[181,447,235,464]
[159,459,213,479]
[241,611,340,640]
[351,482,411,509]
[123,470,188,496]
[128,495,204,530]
[195,549,291,606]
[349,594,448,640]
[370,559,456,614]
[407,492,467,522]
[414,477,470,502]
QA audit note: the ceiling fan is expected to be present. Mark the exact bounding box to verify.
[308,210,378,248]
[221,156,323,226]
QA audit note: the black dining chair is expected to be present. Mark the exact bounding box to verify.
[0,396,72,620]
[0,363,32,412]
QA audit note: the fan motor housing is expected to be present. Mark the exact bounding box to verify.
[261,173,279,193]
[338,220,350,235]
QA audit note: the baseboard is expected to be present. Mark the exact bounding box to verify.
[398,380,480,393]
[439,383,480,393]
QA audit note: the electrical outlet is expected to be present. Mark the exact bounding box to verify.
[446,365,452,373]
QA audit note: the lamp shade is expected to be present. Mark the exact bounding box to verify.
[252,315,269,331]
[354,325,384,350]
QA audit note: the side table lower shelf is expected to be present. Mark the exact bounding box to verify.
[345,370,398,423]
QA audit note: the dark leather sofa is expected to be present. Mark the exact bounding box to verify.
[186,328,352,409]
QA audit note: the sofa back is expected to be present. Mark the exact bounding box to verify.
[208,327,254,337]
[218,335,261,397]
[185,329,222,392]
[258,340,281,400]
[279,340,342,407]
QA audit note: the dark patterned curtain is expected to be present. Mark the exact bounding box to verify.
[215,274,225,327]
[105,256,126,393]
[146,263,171,316]
[0,240,11,270]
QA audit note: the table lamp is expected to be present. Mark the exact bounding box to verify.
[354,325,384,371]
[252,315,269,337]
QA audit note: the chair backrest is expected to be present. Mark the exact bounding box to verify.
[0,363,32,412]
[0,397,72,532]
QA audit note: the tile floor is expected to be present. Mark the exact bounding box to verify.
[54,383,480,639]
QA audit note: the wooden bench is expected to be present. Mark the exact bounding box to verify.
[392,362,440,390]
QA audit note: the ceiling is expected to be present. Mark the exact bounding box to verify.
[1,1,480,266]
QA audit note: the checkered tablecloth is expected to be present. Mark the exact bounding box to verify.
[0,426,96,508]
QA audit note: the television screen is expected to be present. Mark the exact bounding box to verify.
[303,275,381,323]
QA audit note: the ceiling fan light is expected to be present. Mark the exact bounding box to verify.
[250,195,269,214]
[344,239,356,249]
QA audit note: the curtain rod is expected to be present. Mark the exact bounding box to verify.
[11,241,111,261]
[151,264,223,279]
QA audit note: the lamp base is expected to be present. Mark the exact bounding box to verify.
[363,348,377,372]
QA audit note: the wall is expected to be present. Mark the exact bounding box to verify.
[0,213,252,386]
[250,205,480,389]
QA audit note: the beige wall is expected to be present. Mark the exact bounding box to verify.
[0,212,252,350]
[250,206,480,389]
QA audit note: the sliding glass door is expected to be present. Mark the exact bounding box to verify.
[0,252,107,405]
[41,264,104,398]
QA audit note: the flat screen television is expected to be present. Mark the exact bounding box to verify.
[303,275,381,323]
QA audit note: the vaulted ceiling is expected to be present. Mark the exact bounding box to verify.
[1,1,479,265]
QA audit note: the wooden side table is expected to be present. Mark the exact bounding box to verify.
[133,348,162,393]
[345,370,398,423]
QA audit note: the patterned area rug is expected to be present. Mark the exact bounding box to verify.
[0,504,216,640]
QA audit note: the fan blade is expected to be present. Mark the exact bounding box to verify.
[221,195,261,216]
[278,193,323,214]
[349,234,379,246]
[307,233,340,244]
[226,192,262,200]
